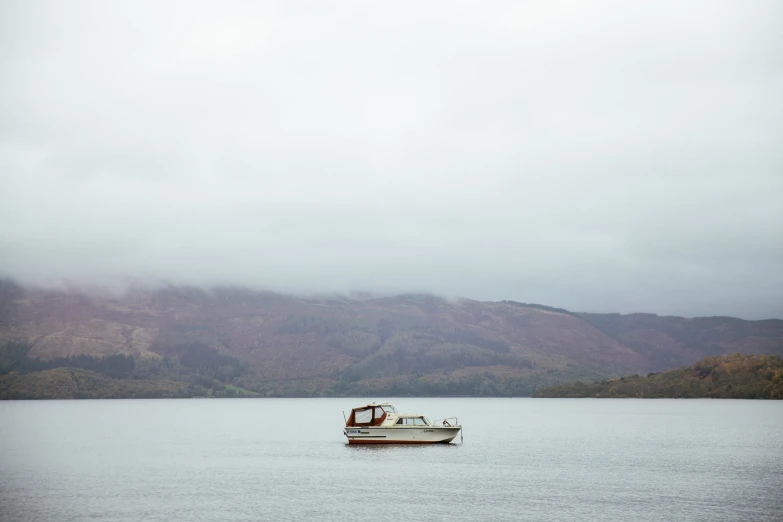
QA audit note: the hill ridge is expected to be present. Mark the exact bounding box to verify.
[1,282,781,397]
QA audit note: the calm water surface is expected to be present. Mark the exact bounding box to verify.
[1,398,781,521]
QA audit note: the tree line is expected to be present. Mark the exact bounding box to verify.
[533,353,783,399]
[0,341,256,399]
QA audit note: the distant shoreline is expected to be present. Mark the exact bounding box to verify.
[534,354,783,400]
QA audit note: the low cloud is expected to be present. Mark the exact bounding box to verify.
[1,0,781,318]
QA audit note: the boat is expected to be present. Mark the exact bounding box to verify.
[343,402,462,445]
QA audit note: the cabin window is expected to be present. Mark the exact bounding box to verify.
[355,409,372,423]
[397,417,429,426]
[373,407,384,419]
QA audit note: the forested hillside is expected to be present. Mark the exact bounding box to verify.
[1,280,781,398]
[533,354,783,399]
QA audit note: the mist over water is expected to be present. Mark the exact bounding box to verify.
[1,398,781,521]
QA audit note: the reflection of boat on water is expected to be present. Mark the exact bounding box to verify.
[343,402,462,445]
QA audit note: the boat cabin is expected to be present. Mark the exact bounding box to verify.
[345,402,431,427]
[345,402,396,426]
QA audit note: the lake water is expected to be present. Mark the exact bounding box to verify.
[1,398,781,521]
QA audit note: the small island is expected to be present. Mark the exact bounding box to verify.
[533,354,783,399]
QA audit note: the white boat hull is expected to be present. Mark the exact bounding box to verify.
[344,426,461,445]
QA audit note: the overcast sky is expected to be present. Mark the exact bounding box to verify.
[1,1,781,318]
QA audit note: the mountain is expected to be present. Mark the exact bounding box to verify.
[1,279,781,398]
[533,353,783,399]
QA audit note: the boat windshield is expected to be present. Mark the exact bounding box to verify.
[383,405,398,413]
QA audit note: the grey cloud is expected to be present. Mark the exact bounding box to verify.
[1,0,781,318]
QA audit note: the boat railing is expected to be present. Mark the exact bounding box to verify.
[432,416,460,427]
